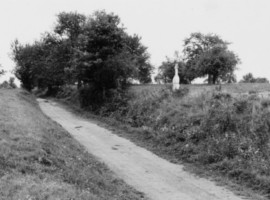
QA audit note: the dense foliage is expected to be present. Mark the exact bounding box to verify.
[12,11,153,103]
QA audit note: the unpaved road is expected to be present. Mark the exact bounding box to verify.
[38,99,246,200]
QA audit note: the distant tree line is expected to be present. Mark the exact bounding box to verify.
[240,73,269,83]
[0,77,17,89]
[156,32,240,84]
[0,64,17,88]
[0,64,5,76]
[12,11,153,98]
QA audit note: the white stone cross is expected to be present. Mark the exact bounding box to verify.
[172,63,180,91]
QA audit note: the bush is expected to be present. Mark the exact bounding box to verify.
[172,87,189,98]
[9,77,17,88]
[77,84,130,117]
[0,81,10,88]
[261,99,270,108]
[0,77,18,89]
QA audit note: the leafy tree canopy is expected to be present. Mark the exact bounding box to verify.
[195,45,239,84]
[12,10,152,94]
[54,12,86,42]
[183,32,240,84]
[70,11,152,89]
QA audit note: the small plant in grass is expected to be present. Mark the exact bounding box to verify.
[172,87,189,98]
[260,99,270,108]
[248,90,257,94]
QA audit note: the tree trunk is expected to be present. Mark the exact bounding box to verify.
[77,78,82,89]
[208,74,213,84]
[47,85,53,96]
[213,74,218,84]
[102,87,106,100]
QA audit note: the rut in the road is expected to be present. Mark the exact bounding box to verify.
[38,99,245,200]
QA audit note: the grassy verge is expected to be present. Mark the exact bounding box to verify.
[55,83,270,200]
[0,89,146,200]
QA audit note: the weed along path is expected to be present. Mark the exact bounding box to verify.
[38,99,245,200]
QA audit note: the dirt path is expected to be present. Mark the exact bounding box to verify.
[38,99,246,200]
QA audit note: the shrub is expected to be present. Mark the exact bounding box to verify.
[0,81,10,88]
[9,77,17,88]
[261,99,270,108]
[248,90,257,94]
[172,87,189,98]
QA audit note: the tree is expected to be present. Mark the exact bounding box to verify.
[240,73,255,83]
[0,81,9,88]
[240,73,269,83]
[156,58,189,84]
[73,11,130,90]
[255,77,269,83]
[220,71,237,83]
[54,12,86,43]
[123,34,153,83]
[183,32,240,84]
[53,12,87,87]
[11,40,40,90]
[74,11,152,90]
[0,65,5,76]
[195,45,239,84]
[11,34,71,92]
[39,33,73,93]
[8,77,17,88]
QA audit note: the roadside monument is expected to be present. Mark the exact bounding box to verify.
[172,63,180,91]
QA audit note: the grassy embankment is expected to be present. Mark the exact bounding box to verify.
[0,89,146,200]
[57,83,270,199]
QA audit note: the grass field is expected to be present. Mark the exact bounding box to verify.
[0,89,146,200]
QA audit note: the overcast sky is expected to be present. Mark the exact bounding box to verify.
[1,0,270,83]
